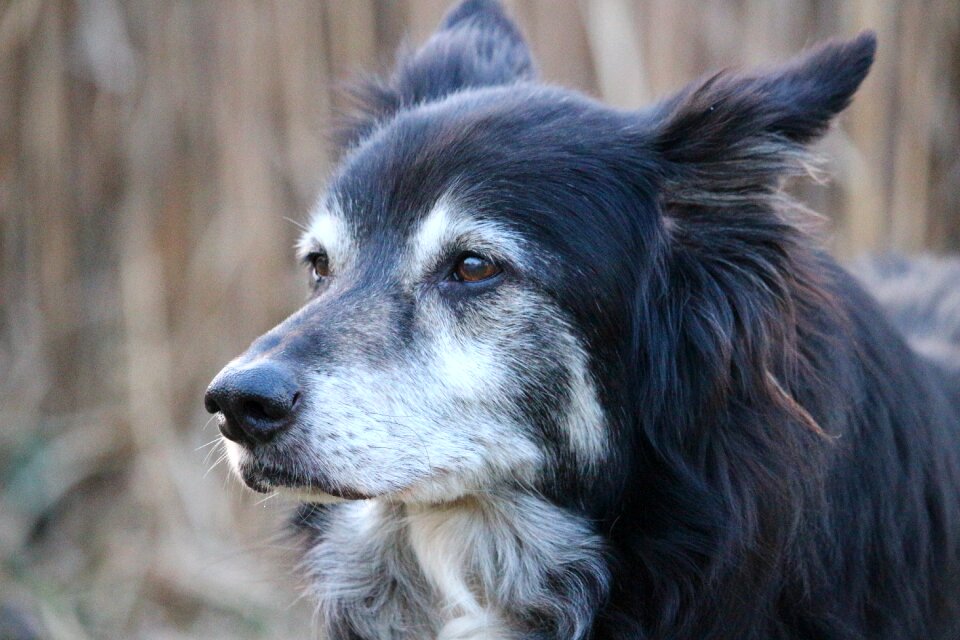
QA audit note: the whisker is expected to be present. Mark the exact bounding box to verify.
[205,450,230,478]
[284,216,309,232]
[202,438,225,465]
[195,436,222,452]
[201,414,219,431]
[256,491,280,506]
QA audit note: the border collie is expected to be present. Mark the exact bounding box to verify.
[204,1,960,637]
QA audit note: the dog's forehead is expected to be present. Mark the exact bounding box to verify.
[297,86,648,274]
[297,97,528,258]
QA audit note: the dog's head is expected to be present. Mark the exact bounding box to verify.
[205,0,874,506]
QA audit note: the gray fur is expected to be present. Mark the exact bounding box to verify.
[301,494,609,639]
[853,255,960,374]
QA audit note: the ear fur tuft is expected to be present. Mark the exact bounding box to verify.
[339,0,533,149]
[650,32,876,210]
[440,0,520,34]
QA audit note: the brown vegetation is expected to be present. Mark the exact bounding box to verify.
[1,1,957,637]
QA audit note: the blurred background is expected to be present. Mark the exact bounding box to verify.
[1,1,958,638]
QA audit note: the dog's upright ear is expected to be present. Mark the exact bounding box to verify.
[341,0,534,147]
[648,32,876,210]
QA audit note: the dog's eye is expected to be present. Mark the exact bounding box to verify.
[306,252,330,282]
[452,253,501,283]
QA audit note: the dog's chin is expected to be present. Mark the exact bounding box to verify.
[237,463,462,505]
[224,440,498,506]
[235,459,376,502]
[224,443,372,502]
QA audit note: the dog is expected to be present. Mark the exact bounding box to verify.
[204,1,960,638]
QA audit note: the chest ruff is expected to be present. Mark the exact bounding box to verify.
[299,494,609,639]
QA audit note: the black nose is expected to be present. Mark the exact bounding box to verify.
[204,361,301,445]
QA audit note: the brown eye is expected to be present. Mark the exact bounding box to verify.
[308,252,330,281]
[453,253,501,283]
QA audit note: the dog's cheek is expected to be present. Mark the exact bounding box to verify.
[418,308,554,479]
[555,333,608,466]
[430,329,509,402]
[296,373,436,492]
[455,291,609,467]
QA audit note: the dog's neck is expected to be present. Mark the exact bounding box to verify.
[302,493,609,639]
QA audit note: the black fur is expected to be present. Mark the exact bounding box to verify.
[340,0,534,148]
[296,2,960,637]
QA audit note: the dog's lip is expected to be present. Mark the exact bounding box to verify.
[238,459,377,500]
[234,443,456,502]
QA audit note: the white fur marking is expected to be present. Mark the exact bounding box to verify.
[559,334,609,466]
[406,198,528,285]
[297,205,353,272]
[302,495,609,639]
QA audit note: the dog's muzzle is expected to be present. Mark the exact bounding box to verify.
[204,360,301,447]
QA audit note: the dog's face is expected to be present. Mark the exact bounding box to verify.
[206,89,636,503]
[205,0,875,506]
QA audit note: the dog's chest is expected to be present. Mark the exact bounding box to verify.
[406,505,513,638]
[304,496,608,640]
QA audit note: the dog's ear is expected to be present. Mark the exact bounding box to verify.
[648,32,876,209]
[341,0,534,147]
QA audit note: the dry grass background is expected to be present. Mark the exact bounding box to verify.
[1,1,958,638]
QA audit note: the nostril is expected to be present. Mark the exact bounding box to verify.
[204,360,301,445]
[204,394,222,415]
[242,399,273,422]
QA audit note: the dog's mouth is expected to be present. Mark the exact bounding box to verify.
[236,457,376,501]
[229,441,460,504]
